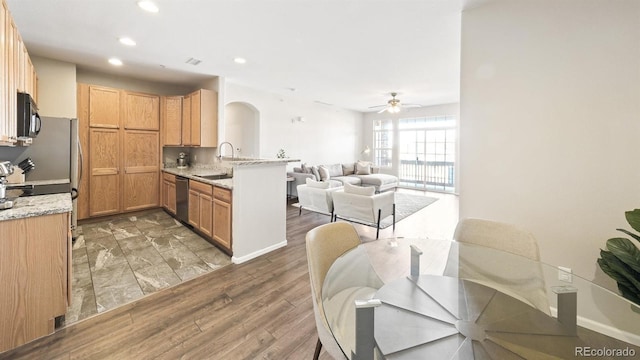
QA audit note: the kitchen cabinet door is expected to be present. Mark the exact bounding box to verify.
[123,130,159,211]
[161,96,182,146]
[188,188,200,228]
[199,193,213,238]
[89,128,120,216]
[0,1,7,144]
[189,90,201,146]
[213,187,232,252]
[89,85,120,128]
[162,172,177,214]
[0,212,70,353]
[124,91,160,131]
[181,93,192,146]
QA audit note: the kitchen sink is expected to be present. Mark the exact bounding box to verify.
[194,174,233,180]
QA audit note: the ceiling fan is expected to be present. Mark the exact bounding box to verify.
[369,92,421,113]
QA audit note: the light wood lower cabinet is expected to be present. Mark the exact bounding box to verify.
[213,186,232,252]
[0,212,71,353]
[183,179,231,253]
[162,172,176,215]
[188,179,213,238]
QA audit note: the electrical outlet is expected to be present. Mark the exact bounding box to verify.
[558,266,572,283]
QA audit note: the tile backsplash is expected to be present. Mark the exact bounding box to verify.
[163,147,219,168]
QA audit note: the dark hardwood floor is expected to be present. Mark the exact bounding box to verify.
[0,191,457,360]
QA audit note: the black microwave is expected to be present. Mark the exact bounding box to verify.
[17,92,41,138]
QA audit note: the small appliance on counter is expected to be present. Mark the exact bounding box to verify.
[0,161,15,210]
[177,152,189,169]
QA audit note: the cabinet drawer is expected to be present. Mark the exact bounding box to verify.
[213,186,232,203]
[189,179,213,195]
[163,172,176,183]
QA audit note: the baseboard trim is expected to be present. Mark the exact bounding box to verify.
[550,307,640,346]
[231,240,288,264]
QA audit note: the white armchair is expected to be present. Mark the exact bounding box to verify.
[332,183,395,239]
[297,179,342,219]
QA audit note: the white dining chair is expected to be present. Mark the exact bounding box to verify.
[444,218,552,315]
[306,222,382,360]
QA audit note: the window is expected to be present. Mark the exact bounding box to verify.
[398,115,456,192]
[373,119,393,167]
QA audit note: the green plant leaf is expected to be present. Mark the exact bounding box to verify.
[606,237,640,273]
[616,228,640,244]
[599,250,639,290]
[618,283,640,306]
[625,209,640,233]
[598,251,636,289]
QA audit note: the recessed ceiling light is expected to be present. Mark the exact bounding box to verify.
[233,57,247,64]
[118,37,136,46]
[108,58,123,66]
[137,1,159,13]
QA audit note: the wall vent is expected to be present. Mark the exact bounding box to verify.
[185,57,202,66]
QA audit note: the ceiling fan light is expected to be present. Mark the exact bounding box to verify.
[388,105,400,113]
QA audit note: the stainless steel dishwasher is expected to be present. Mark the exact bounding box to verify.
[176,176,189,223]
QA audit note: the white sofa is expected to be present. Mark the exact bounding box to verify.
[297,180,343,218]
[288,161,399,197]
[332,183,396,239]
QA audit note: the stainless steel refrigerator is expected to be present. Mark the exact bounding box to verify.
[0,117,81,233]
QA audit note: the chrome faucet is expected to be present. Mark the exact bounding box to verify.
[217,142,235,161]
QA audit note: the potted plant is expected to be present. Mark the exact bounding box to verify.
[597,209,640,306]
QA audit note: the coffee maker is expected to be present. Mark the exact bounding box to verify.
[0,161,15,209]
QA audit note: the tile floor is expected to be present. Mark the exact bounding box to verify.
[67,209,232,324]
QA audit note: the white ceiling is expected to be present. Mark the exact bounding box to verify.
[6,0,462,112]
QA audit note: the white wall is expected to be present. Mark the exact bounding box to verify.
[224,82,364,166]
[459,0,640,285]
[31,56,77,118]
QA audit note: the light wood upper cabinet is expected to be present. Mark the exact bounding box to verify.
[181,93,192,145]
[1,1,7,144]
[124,91,160,131]
[89,85,120,128]
[180,89,217,147]
[161,96,182,146]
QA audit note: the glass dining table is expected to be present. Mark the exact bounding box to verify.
[321,237,640,359]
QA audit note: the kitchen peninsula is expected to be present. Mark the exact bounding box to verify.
[0,193,73,353]
[163,158,295,264]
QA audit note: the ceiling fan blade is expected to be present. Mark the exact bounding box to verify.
[368,104,386,109]
[377,107,389,113]
[403,104,422,108]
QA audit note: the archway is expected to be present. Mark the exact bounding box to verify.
[224,102,260,159]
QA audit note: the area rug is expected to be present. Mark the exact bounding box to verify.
[293,192,438,228]
[380,193,438,228]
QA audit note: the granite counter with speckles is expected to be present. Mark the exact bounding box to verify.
[0,193,72,221]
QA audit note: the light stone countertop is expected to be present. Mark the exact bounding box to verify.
[162,168,233,189]
[0,193,73,221]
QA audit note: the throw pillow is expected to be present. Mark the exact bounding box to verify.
[311,166,320,181]
[318,166,331,181]
[306,178,330,189]
[344,182,375,196]
[300,163,313,174]
[356,161,372,175]
[342,163,356,175]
